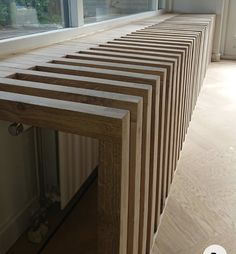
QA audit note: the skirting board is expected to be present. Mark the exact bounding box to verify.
[0,197,39,254]
[221,54,236,60]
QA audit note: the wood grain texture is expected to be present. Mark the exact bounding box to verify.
[0,13,215,254]
[0,91,131,254]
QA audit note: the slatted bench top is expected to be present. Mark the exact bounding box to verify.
[0,13,216,254]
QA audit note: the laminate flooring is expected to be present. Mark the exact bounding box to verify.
[153,60,236,254]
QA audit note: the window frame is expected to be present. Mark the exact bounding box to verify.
[0,0,166,57]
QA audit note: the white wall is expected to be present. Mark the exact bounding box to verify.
[0,121,38,254]
[169,0,227,61]
[224,0,236,58]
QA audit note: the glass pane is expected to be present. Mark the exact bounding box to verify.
[0,0,68,40]
[158,0,166,9]
[83,0,154,24]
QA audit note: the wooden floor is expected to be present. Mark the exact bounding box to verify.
[28,61,236,254]
[153,60,236,254]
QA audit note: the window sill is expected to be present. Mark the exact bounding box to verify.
[0,10,169,58]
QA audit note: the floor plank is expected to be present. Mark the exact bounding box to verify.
[153,61,236,254]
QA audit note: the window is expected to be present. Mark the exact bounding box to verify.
[83,0,155,24]
[0,0,159,41]
[0,0,68,40]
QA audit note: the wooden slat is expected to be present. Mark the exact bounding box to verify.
[76,46,179,228]
[29,62,161,254]
[0,77,145,254]
[11,68,155,254]
[118,35,195,158]
[0,13,216,254]
[63,49,178,252]
[85,44,182,250]
[0,91,130,254]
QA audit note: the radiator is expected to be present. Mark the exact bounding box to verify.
[58,132,99,209]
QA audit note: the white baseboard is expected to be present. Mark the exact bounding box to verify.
[0,198,39,254]
[221,54,236,60]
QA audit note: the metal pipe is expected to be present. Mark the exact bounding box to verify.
[8,123,32,136]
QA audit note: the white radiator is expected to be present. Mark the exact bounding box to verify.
[58,132,99,209]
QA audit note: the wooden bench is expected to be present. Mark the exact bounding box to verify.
[0,14,215,254]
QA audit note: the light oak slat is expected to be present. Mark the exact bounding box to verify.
[160,23,212,82]
[144,25,207,89]
[0,14,214,253]
[0,61,39,69]
[168,18,213,24]
[126,33,198,42]
[169,17,214,29]
[0,91,130,254]
[106,39,191,167]
[18,44,92,58]
[60,30,195,231]
[97,35,200,228]
[61,52,175,247]
[131,31,201,133]
[109,37,193,155]
[30,62,161,254]
[133,28,216,202]
[71,49,176,228]
[117,34,195,104]
[97,42,187,178]
[97,41,190,209]
[0,77,144,254]
[84,46,180,212]
[64,52,172,196]
[48,56,168,253]
[0,44,92,66]
[92,43,185,214]
[165,18,215,69]
[134,31,200,39]
[122,31,198,109]
[178,15,215,34]
[130,32,199,153]
[74,47,179,252]
[0,70,15,77]
[0,53,59,62]
[0,14,214,254]
[133,28,203,95]
[120,35,196,152]
[142,31,201,122]
[12,69,152,96]
[139,28,202,34]
[12,68,154,254]
[114,33,194,111]
[101,36,194,216]
[51,57,166,75]
[89,41,182,147]
[60,19,206,250]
